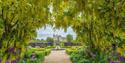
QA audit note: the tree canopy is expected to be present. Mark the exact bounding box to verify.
[66,34,73,42]
[0,0,49,61]
[46,37,54,42]
[0,0,125,62]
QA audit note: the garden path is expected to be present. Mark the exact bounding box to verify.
[43,50,72,63]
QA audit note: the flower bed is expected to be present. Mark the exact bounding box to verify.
[66,46,125,63]
[20,47,51,63]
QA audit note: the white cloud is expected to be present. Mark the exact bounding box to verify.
[36,26,76,40]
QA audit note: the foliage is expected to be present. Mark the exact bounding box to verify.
[66,46,81,55]
[67,46,125,63]
[0,0,50,62]
[66,34,73,42]
[50,0,125,52]
[56,1,125,63]
[46,37,54,42]
[21,48,51,63]
[0,0,125,62]
[33,39,47,42]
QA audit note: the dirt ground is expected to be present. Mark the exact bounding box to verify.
[43,50,72,63]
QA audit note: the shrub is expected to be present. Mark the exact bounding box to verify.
[21,48,51,63]
[66,47,113,63]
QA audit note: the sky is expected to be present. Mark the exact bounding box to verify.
[35,5,76,40]
[36,25,76,40]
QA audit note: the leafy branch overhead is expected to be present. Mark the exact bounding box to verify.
[0,0,125,62]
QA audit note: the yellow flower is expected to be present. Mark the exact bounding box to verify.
[116,47,124,56]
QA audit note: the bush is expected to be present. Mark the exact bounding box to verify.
[44,49,51,56]
[66,46,82,55]
[21,48,51,63]
[67,46,125,63]
[66,47,112,63]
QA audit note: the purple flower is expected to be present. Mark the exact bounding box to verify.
[5,49,9,53]
[5,60,10,63]
[11,60,16,63]
[119,56,125,61]
[0,59,2,63]
[5,47,15,53]
[9,47,15,53]
[111,61,120,63]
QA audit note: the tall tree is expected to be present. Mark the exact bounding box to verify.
[66,34,73,42]
[46,37,54,42]
[0,0,125,62]
[0,0,49,62]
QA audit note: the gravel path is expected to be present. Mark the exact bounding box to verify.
[43,50,72,63]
